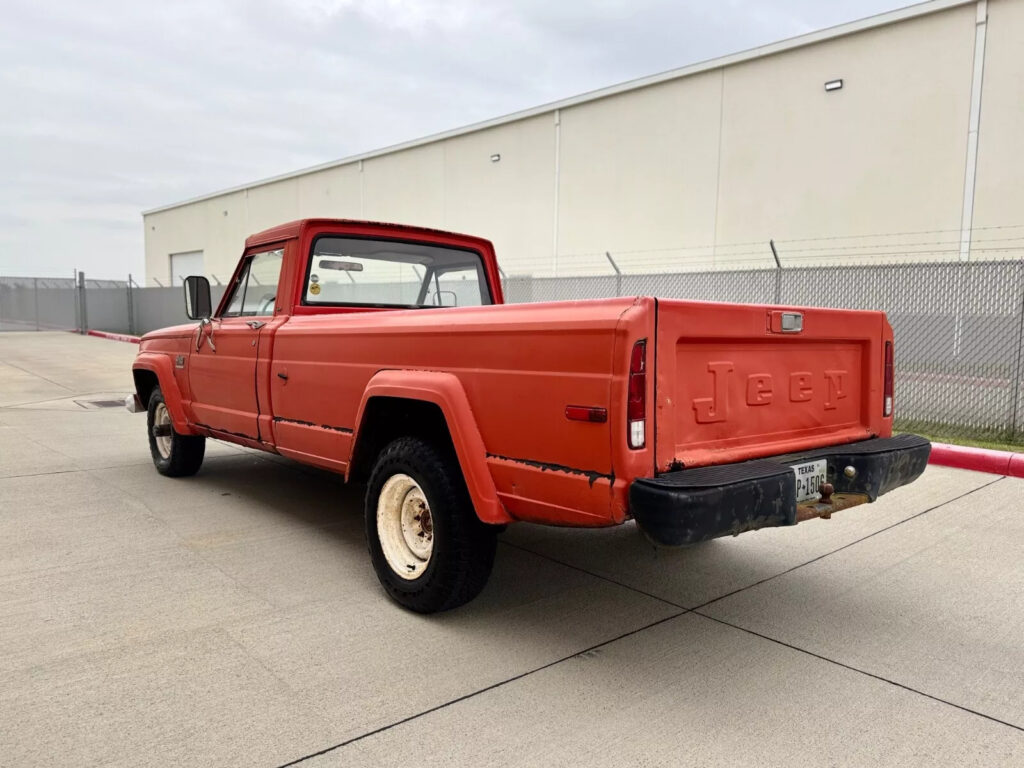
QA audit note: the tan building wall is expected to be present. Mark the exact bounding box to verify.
[714,2,976,265]
[971,0,1024,236]
[143,0,1021,285]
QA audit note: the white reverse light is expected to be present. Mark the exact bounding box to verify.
[629,420,645,449]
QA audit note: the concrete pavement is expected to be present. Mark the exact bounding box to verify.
[1,332,1022,767]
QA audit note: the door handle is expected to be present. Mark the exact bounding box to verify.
[246,320,266,330]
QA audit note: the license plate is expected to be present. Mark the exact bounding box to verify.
[791,459,828,502]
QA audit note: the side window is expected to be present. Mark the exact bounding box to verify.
[220,248,284,317]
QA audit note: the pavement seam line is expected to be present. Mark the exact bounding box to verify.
[0,452,257,481]
[273,610,690,768]
[0,358,74,392]
[495,477,1004,616]
[196,469,1009,767]
[692,610,1024,734]
[689,476,1006,611]
[0,462,153,480]
[498,538,686,609]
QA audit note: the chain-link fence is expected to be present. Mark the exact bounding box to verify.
[0,275,227,337]
[3,259,1023,446]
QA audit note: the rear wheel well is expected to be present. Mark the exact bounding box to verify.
[349,397,456,484]
[133,369,159,408]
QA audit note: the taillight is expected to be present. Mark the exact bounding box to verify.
[883,340,894,417]
[627,340,646,449]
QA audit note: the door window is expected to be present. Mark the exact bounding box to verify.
[221,248,284,317]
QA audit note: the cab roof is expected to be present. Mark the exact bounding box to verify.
[244,218,485,250]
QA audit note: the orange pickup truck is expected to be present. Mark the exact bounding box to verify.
[129,218,930,612]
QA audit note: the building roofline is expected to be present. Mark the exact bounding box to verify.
[142,0,972,216]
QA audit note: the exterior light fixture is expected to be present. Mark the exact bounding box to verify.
[824,79,843,92]
[490,153,501,162]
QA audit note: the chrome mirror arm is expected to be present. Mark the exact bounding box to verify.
[195,317,216,352]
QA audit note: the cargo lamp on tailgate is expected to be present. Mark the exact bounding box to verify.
[627,340,647,449]
[884,340,894,417]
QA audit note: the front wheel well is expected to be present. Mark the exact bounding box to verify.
[132,369,159,408]
[349,397,456,484]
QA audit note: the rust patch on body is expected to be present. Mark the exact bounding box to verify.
[486,452,613,488]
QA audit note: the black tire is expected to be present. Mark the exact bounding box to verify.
[147,387,205,477]
[365,436,497,613]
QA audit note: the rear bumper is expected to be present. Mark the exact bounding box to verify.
[629,434,931,546]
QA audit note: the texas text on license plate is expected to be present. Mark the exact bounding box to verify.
[791,459,827,502]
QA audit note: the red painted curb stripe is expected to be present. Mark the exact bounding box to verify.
[86,329,141,344]
[929,442,1024,478]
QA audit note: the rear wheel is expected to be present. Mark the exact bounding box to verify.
[147,387,205,477]
[365,436,497,613]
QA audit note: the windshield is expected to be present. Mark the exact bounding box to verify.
[303,236,491,309]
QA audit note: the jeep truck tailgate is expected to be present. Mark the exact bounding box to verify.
[654,299,890,471]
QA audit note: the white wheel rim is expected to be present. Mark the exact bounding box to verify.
[154,402,172,459]
[377,473,433,580]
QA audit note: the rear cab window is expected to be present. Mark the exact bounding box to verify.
[302,237,491,309]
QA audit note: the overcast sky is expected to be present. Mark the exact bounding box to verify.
[0,0,913,279]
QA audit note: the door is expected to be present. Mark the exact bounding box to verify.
[169,251,203,286]
[188,247,284,441]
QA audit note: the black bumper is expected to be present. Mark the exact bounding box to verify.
[629,434,931,546]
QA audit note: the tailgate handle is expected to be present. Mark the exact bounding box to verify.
[769,311,803,334]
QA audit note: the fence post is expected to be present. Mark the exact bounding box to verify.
[77,271,87,334]
[127,274,135,335]
[33,277,39,330]
[1010,262,1024,440]
[72,270,79,332]
[605,252,622,297]
[770,239,782,304]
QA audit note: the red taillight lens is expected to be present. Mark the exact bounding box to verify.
[883,340,894,417]
[627,340,646,448]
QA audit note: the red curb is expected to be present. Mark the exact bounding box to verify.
[86,329,141,344]
[929,442,1024,478]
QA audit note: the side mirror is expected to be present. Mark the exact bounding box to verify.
[184,275,212,320]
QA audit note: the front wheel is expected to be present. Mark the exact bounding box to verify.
[147,387,205,477]
[365,436,497,613]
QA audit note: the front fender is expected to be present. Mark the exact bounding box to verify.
[132,353,195,435]
[350,370,509,525]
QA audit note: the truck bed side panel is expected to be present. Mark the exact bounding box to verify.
[268,298,640,524]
